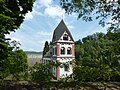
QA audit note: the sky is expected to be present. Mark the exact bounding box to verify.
[6,0,108,52]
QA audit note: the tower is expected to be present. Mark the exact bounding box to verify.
[42,20,75,80]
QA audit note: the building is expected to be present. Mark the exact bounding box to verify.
[42,20,75,80]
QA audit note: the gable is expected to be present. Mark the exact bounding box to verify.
[59,31,73,42]
[52,20,74,43]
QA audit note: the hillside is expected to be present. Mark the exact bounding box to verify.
[25,51,43,55]
[25,51,43,66]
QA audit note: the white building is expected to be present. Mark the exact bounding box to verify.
[42,20,75,80]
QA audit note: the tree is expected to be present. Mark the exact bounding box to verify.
[74,32,120,82]
[31,63,52,82]
[0,40,28,80]
[8,49,28,80]
[0,0,35,79]
[43,41,50,57]
[75,39,82,45]
[60,0,120,31]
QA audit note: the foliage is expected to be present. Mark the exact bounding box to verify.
[75,32,118,67]
[0,0,35,58]
[73,64,111,82]
[0,0,35,79]
[43,41,50,56]
[8,50,28,80]
[107,29,120,55]
[0,40,29,80]
[60,0,120,31]
[31,63,52,83]
[75,32,120,83]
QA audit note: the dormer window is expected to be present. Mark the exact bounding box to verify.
[63,34,68,41]
[67,47,71,54]
[61,47,65,55]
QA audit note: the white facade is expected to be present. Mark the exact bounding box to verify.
[51,31,75,79]
[59,58,73,78]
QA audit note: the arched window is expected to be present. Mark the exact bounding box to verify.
[61,47,65,55]
[63,34,68,40]
[67,47,71,54]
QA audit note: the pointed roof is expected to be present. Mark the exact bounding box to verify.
[52,20,74,42]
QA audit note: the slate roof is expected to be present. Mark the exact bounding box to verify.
[52,20,74,42]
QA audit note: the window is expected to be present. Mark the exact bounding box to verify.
[64,64,69,71]
[67,47,71,54]
[63,34,68,40]
[61,47,65,54]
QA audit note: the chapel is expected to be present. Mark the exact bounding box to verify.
[42,20,75,79]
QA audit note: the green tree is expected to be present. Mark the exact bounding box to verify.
[8,49,28,80]
[31,63,52,82]
[73,64,112,83]
[75,32,117,67]
[0,40,28,80]
[60,0,120,31]
[75,32,120,83]
[43,41,50,57]
[0,0,35,79]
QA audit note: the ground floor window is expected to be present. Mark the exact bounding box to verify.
[64,64,69,71]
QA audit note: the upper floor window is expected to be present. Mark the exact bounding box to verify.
[63,34,68,40]
[67,47,71,54]
[61,47,65,55]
